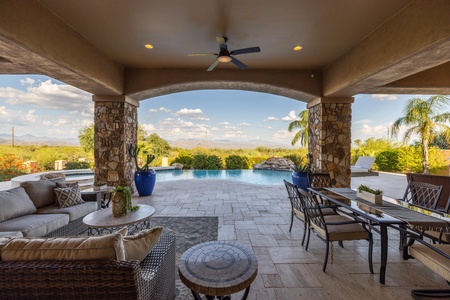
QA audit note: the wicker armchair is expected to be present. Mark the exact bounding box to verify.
[0,234,176,300]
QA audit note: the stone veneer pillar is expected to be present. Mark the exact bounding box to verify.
[93,95,139,187]
[307,97,354,187]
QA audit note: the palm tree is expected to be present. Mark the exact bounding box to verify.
[391,95,450,174]
[288,110,308,147]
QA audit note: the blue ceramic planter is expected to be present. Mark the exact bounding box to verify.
[134,170,156,196]
[291,172,309,190]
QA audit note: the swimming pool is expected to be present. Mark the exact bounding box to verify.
[155,169,291,185]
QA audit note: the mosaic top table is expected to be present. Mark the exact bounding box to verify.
[82,204,155,235]
[178,240,258,300]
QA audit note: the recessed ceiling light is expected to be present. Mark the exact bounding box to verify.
[145,44,154,49]
[294,46,302,51]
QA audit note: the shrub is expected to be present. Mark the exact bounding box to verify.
[193,154,208,169]
[63,161,91,170]
[283,154,300,166]
[172,155,194,169]
[225,155,249,169]
[0,154,28,181]
[206,155,223,170]
[375,150,401,172]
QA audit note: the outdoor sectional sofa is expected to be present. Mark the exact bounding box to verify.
[0,234,176,300]
[0,177,100,237]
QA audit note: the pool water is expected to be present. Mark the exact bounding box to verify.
[155,169,291,185]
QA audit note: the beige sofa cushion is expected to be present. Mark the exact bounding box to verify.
[0,187,37,222]
[36,201,97,222]
[123,227,163,261]
[409,244,450,282]
[0,214,70,237]
[1,232,125,261]
[21,178,66,208]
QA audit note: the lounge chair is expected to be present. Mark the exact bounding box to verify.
[351,156,378,177]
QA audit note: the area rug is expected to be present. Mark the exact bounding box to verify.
[150,216,218,299]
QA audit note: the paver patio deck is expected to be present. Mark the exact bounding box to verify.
[133,172,448,300]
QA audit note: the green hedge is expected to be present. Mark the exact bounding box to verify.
[225,155,249,169]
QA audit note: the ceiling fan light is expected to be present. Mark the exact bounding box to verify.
[218,55,232,63]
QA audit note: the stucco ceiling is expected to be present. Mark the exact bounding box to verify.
[0,0,449,101]
[38,0,412,70]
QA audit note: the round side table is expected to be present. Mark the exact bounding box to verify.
[178,240,258,300]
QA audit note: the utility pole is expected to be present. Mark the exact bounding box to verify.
[11,126,14,147]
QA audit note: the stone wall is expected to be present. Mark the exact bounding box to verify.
[93,96,138,187]
[308,99,352,187]
[253,157,293,171]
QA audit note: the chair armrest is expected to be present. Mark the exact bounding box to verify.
[81,191,101,209]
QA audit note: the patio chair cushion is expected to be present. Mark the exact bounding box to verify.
[54,184,85,208]
[311,215,370,241]
[409,244,450,282]
[0,187,37,222]
[35,201,97,222]
[123,226,163,261]
[1,232,126,261]
[20,178,65,208]
[0,213,69,237]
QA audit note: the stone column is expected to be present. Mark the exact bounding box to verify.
[93,95,139,188]
[307,97,353,187]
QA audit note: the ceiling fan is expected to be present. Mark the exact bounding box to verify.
[188,37,261,71]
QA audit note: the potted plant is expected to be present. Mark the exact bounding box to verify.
[111,186,139,217]
[128,144,156,196]
[290,154,312,190]
[93,180,107,191]
[357,184,383,204]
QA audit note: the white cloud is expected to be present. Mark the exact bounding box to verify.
[193,117,210,121]
[352,119,373,124]
[150,107,171,113]
[273,129,294,140]
[20,78,35,86]
[218,122,230,125]
[0,79,93,115]
[264,116,278,121]
[140,123,156,132]
[24,110,37,123]
[282,110,298,121]
[237,122,251,127]
[173,108,203,117]
[371,94,398,101]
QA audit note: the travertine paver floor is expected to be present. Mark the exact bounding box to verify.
[135,175,447,300]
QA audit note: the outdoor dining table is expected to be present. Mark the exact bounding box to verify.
[309,187,450,285]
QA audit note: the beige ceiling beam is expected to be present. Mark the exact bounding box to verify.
[125,68,322,102]
[0,0,123,95]
[323,0,450,97]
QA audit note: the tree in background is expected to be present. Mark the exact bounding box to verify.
[146,133,171,158]
[78,124,94,153]
[288,110,308,147]
[391,95,450,174]
[430,132,450,149]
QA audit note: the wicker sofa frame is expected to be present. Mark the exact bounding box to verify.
[0,234,176,300]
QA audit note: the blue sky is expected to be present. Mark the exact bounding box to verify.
[0,74,442,147]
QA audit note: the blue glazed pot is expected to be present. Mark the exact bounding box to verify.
[291,172,309,190]
[134,170,156,196]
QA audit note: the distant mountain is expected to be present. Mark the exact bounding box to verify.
[0,134,79,146]
[169,138,294,149]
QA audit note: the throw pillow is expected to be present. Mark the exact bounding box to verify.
[54,185,85,208]
[1,232,125,261]
[123,227,163,261]
[0,187,37,222]
[20,178,66,208]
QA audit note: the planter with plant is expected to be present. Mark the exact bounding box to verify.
[93,181,107,191]
[290,154,312,190]
[357,184,383,205]
[111,186,139,217]
[128,144,156,197]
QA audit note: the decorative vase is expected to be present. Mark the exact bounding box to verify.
[134,170,156,196]
[292,172,309,191]
[357,190,383,205]
[112,191,127,217]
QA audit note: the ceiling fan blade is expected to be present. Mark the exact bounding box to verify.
[230,57,247,70]
[216,37,228,51]
[207,59,220,71]
[230,47,261,56]
[188,53,218,56]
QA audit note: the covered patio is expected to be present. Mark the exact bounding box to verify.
[140,173,447,300]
